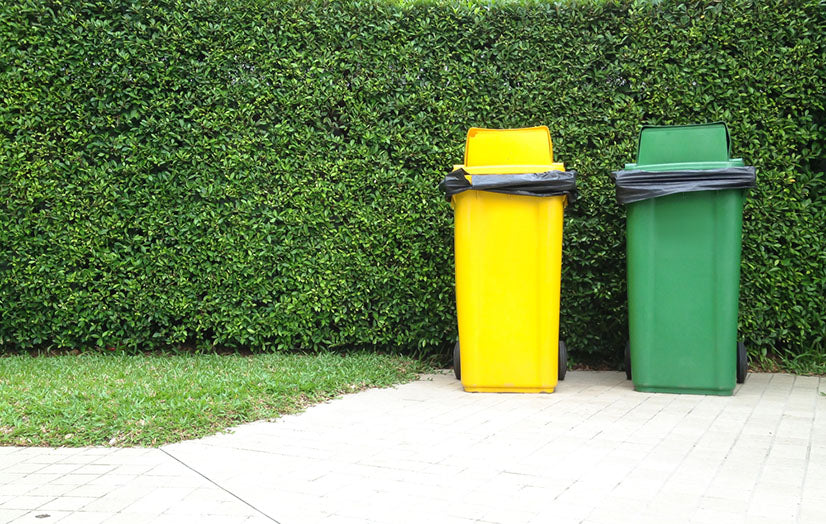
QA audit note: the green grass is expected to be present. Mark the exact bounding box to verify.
[776,352,826,376]
[0,352,429,447]
[747,349,826,376]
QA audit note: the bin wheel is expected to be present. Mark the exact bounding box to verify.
[737,341,747,384]
[624,341,632,380]
[453,341,461,380]
[558,340,568,381]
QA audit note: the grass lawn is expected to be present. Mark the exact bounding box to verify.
[0,352,428,447]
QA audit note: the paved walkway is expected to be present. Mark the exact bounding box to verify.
[1,371,825,524]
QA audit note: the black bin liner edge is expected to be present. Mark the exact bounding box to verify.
[610,166,756,204]
[439,168,578,203]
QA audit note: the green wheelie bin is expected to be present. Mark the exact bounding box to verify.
[612,123,756,395]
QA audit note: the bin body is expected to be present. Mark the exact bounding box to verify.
[453,127,567,393]
[627,188,744,395]
[455,191,564,392]
[624,123,748,395]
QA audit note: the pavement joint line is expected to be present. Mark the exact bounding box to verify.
[796,375,818,524]
[183,442,289,456]
[746,373,796,520]
[698,375,765,503]
[158,447,280,523]
[620,389,725,518]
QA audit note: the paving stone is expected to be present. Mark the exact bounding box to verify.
[8,510,72,523]
[0,510,28,524]
[54,511,110,524]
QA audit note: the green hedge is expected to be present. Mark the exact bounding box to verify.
[1,0,824,364]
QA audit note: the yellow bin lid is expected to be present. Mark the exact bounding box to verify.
[464,126,554,167]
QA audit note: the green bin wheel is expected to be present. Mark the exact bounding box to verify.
[624,341,632,380]
[558,340,567,381]
[737,341,747,384]
[453,341,461,380]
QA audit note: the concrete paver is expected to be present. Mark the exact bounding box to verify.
[1,371,824,523]
[0,447,262,523]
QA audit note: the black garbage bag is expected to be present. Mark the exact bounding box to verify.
[440,168,577,203]
[610,166,756,205]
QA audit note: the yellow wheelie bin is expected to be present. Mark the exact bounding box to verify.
[440,127,577,393]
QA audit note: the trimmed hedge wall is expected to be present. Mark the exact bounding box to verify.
[1,0,824,362]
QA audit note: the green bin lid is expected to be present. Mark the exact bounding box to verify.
[636,122,730,165]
